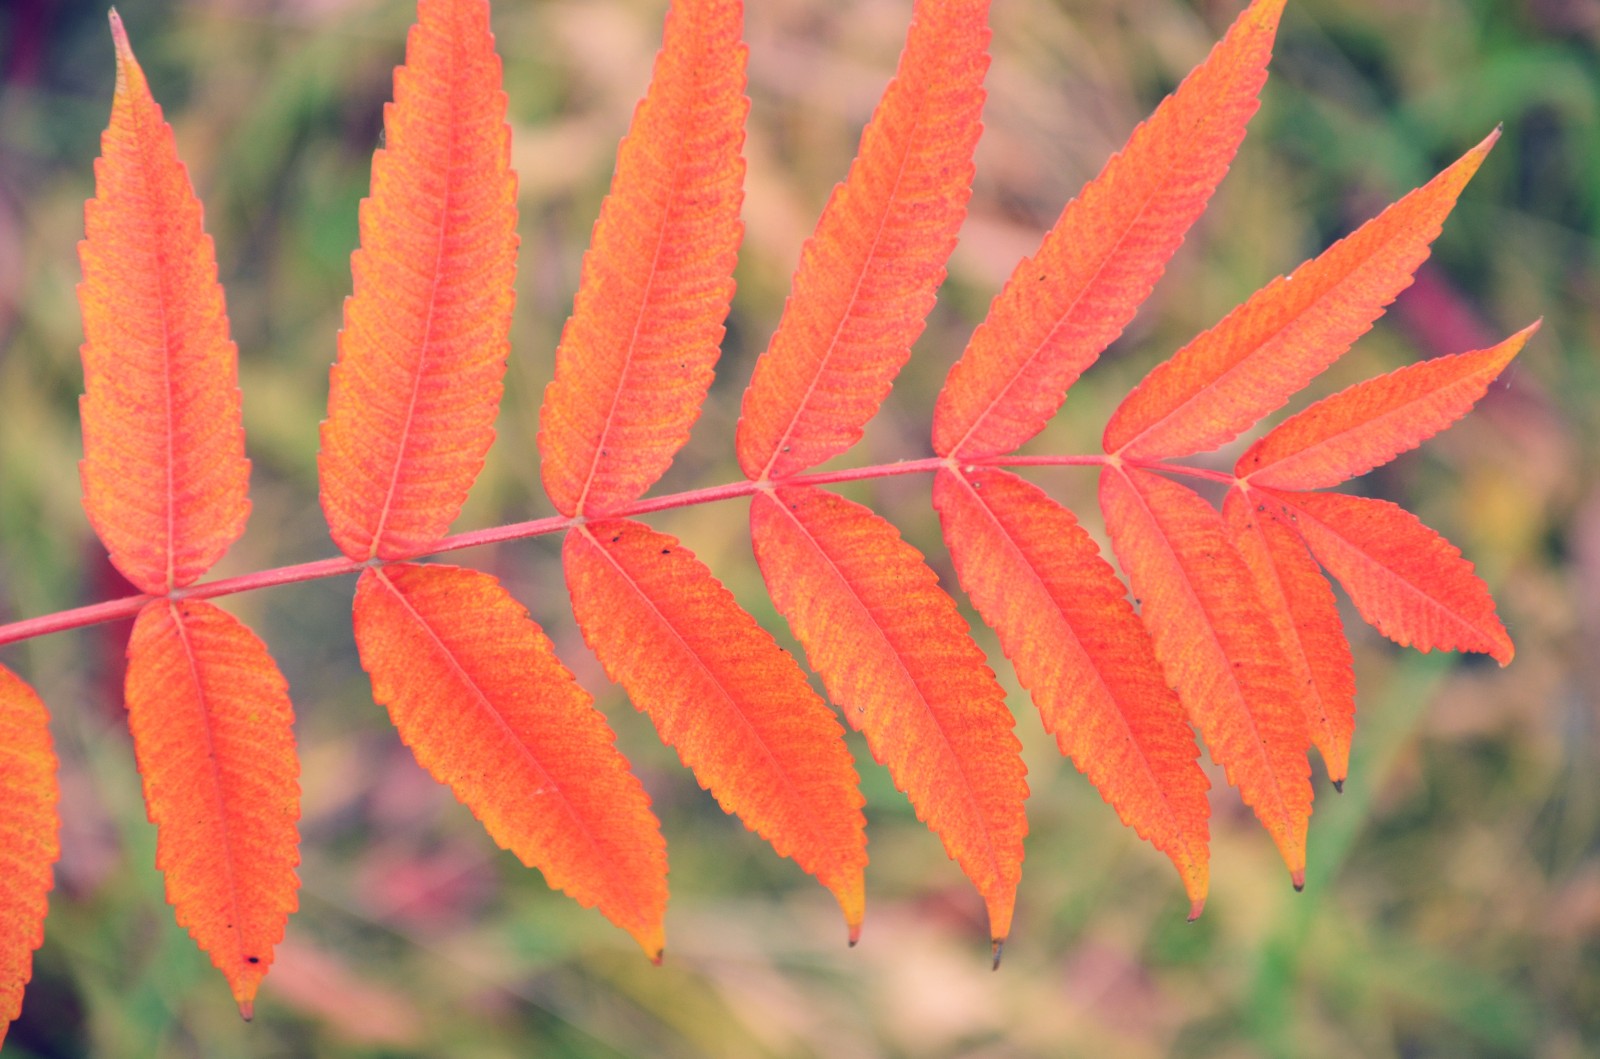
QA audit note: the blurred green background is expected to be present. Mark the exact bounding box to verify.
[1,0,1596,1055]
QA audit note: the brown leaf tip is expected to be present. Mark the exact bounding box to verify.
[990,938,1005,971]
[847,921,861,948]
[1291,869,1306,892]
[237,998,255,1022]
[1332,778,1345,794]
[649,948,664,967]
[108,9,131,61]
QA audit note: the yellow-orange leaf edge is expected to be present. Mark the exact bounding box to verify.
[78,12,250,595]
[539,0,747,518]
[125,599,299,1017]
[353,563,668,957]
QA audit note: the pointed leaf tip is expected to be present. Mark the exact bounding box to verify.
[991,938,1005,971]
[1188,899,1205,922]
[1333,779,1345,794]
[1292,869,1306,892]
[108,9,129,54]
[238,998,254,1022]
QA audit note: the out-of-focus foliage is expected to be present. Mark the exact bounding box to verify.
[0,0,1594,1055]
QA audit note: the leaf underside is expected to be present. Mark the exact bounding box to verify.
[78,12,249,596]
[750,485,1028,944]
[353,562,668,957]
[539,0,747,517]
[125,599,300,1018]
[319,0,518,561]
[0,667,59,1049]
[564,519,868,935]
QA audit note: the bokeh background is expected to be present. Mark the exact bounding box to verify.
[1,0,1596,1055]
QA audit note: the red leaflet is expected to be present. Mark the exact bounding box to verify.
[539,0,746,517]
[353,563,667,957]
[125,600,299,1018]
[1224,488,1356,785]
[933,0,1284,461]
[1105,130,1499,459]
[1238,322,1537,489]
[78,13,250,596]
[1268,489,1513,664]
[750,486,1028,950]
[563,521,867,935]
[0,667,58,1048]
[737,0,991,481]
[319,0,517,560]
[933,469,1209,913]
[1100,467,1311,882]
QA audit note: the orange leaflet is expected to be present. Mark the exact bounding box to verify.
[1100,467,1311,883]
[1237,322,1537,490]
[353,563,668,958]
[319,0,517,561]
[0,667,58,1049]
[125,599,299,1018]
[1266,489,1513,665]
[540,0,746,518]
[562,520,867,936]
[933,469,1209,914]
[737,0,991,481]
[1105,130,1501,460]
[78,12,249,596]
[1224,487,1356,786]
[933,0,1285,461]
[750,486,1028,952]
